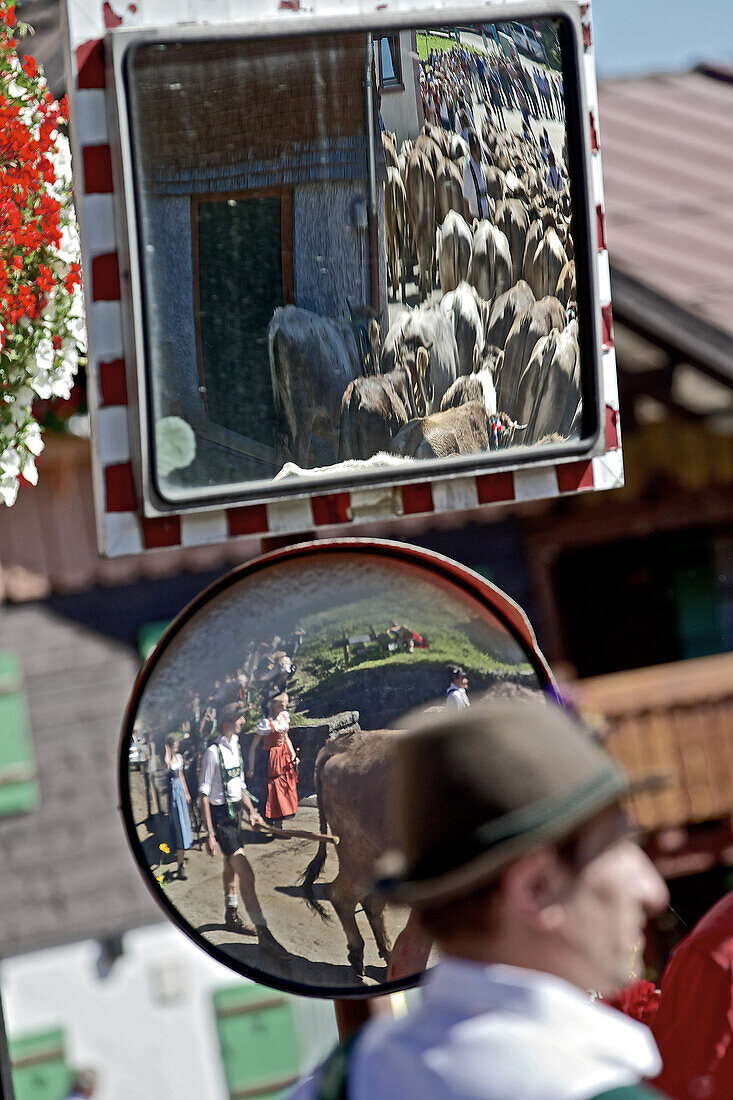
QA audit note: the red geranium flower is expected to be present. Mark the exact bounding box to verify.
[0,0,85,505]
[603,979,661,1027]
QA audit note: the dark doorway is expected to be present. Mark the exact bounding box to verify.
[195,193,289,442]
[554,530,728,677]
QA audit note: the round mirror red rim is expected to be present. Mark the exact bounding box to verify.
[119,537,560,999]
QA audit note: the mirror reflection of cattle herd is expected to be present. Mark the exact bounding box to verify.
[130,20,582,500]
[125,551,546,993]
[271,24,580,474]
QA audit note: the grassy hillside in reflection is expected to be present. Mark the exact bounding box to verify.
[285,584,536,727]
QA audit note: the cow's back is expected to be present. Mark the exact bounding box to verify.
[494,198,529,280]
[438,210,472,294]
[441,282,486,377]
[519,321,580,444]
[269,305,361,420]
[470,221,513,303]
[317,731,396,884]
[385,166,407,235]
[338,376,408,461]
[402,309,460,408]
[555,259,576,308]
[420,401,490,458]
[498,296,565,417]
[440,369,496,415]
[530,228,568,300]
[393,402,491,459]
[405,148,436,248]
[522,219,545,289]
[435,158,463,223]
[487,280,535,350]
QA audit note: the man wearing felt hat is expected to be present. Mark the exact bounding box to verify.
[446,666,470,710]
[198,701,286,957]
[290,698,670,1100]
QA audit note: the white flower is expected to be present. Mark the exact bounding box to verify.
[57,222,79,264]
[1,64,84,506]
[21,454,38,486]
[68,312,87,350]
[35,338,54,371]
[24,421,44,456]
[60,337,78,371]
[50,373,73,400]
[66,413,90,438]
[0,446,21,479]
[41,293,57,321]
[10,387,35,423]
[30,368,53,400]
[0,475,19,508]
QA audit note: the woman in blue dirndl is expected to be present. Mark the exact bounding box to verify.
[164,733,193,878]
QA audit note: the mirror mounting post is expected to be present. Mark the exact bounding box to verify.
[334,991,399,1040]
[334,998,373,1041]
[364,33,380,311]
[0,985,16,1100]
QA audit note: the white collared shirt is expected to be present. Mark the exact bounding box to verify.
[446,685,470,710]
[289,960,661,1100]
[198,734,248,805]
[462,156,491,219]
[257,711,291,736]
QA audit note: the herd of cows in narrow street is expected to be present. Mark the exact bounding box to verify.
[268,37,582,476]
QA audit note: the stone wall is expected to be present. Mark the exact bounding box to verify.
[299,663,540,730]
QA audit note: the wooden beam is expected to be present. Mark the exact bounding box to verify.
[522,483,733,555]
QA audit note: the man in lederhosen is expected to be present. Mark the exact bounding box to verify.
[198,702,286,957]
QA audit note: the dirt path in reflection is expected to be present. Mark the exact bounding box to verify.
[129,769,420,992]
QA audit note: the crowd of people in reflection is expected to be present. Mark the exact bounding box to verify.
[133,627,307,957]
[133,615,474,967]
[420,37,565,155]
[137,625,305,835]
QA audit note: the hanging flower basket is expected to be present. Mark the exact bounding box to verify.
[0,0,85,505]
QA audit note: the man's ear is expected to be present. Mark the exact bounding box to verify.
[500,848,569,932]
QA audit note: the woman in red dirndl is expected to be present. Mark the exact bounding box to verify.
[248,692,299,827]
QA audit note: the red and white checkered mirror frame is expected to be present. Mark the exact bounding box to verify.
[63,0,621,558]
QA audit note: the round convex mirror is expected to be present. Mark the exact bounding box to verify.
[121,538,558,998]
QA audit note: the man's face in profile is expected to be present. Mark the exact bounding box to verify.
[555,807,669,993]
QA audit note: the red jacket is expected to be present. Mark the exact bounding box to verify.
[653,890,733,1100]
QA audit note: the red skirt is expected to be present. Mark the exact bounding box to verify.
[266,740,298,820]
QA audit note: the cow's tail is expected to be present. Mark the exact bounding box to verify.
[337,391,353,463]
[337,387,361,462]
[267,311,283,415]
[299,749,332,921]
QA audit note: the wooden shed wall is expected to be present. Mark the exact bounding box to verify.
[130,33,369,180]
[570,651,733,832]
[0,439,260,600]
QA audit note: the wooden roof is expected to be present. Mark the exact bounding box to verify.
[599,68,733,387]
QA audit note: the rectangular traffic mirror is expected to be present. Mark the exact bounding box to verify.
[107,8,601,513]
